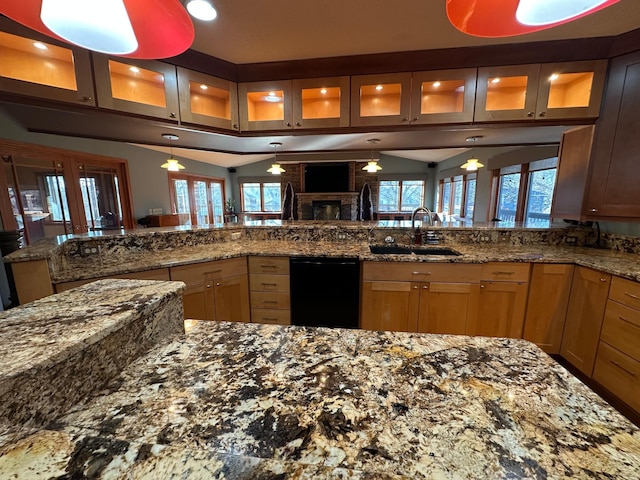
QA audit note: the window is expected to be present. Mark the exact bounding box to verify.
[491,158,557,226]
[168,172,226,225]
[240,181,281,213]
[438,173,476,219]
[378,179,425,212]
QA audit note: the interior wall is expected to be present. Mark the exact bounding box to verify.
[0,110,232,222]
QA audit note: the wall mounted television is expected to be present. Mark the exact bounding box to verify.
[304,163,350,193]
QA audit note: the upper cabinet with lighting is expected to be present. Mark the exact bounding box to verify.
[350,73,412,127]
[475,60,607,122]
[292,76,350,129]
[0,20,95,106]
[238,80,293,131]
[177,67,239,131]
[92,54,180,122]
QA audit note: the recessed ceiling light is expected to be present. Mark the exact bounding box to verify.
[200,84,208,90]
[185,0,218,21]
[129,66,140,73]
[433,81,441,88]
[33,42,48,50]
[320,88,327,94]
[375,85,383,91]
[491,78,501,84]
[549,73,560,81]
[264,92,282,102]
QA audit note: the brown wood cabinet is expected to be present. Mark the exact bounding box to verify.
[177,67,239,131]
[248,256,290,325]
[170,257,249,322]
[238,80,293,131]
[350,73,412,127]
[55,268,171,293]
[0,19,95,107]
[93,54,179,122]
[523,264,574,354]
[593,276,640,413]
[560,266,611,376]
[468,263,530,338]
[292,77,350,129]
[361,262,482,334]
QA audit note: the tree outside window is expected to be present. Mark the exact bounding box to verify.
[438,174,476,219]
[240,181,282,213]
[169,173,226,226]
[378,179,425,212]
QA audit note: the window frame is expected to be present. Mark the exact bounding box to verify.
[377,177,426,213]
[168,171,226,225]
[437,173,476,219]
[239,178,282,214]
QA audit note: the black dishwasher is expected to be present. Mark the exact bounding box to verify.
[290,257,360,328]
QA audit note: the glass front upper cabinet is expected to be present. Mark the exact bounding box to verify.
[0,20,94,106]
[351,73,412,126]
[93,54,179,121]
[474,64,541,122]
[410,69,477,124]
[177,67,239,131]
[292,76,350,129]
[535,60,607,120]
[238,80,293,131]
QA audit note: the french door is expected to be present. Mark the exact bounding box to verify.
[168,172,225,226]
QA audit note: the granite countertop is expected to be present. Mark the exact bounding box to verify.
[51,239,640,284]
[2,320,639,478]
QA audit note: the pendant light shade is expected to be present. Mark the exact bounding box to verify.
[267,142,285,175]
[0,0,195,59]
[461,135,485,171]
[363,138,382,173]
[185,0,218,21]
[161,134,185,172]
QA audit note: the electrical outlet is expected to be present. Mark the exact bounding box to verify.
[479,235,490,243]
[230,232,241,241]
[80,242,100,256]
[336,232,347,240]
[565,236,578,245]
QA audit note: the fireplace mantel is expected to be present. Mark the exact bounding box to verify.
[296,192,360,220]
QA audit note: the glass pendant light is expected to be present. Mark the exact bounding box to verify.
[362,139,382,173]
[161,134,185,172]
[461,135,485,171]
[40,0,138,54]
[267,142,285,175]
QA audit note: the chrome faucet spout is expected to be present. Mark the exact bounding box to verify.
[411,206,433,229]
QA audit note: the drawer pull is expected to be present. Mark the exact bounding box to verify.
[260,264,277,268]
[412,285,419,289]
[263,317,278,321]
[206,269,222,274]
[624,292,640,300]
[610,360,636,377]
[262,300,278,304]
[422,285,429,289]
[261,283,277,287]
[619,316,640,328]
[412,271,431,275]
[493,271,515,275]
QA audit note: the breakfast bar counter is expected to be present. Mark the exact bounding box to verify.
[1,281,639,478]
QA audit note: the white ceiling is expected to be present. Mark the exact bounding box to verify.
[133,0,640,168]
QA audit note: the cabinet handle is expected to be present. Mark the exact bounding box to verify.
[295,122,302,126]
[599,278,608,282]
[262,300,278,304]
[619,316,640,328]
[527,112,535,117]
[261,282,277,287]
[286,122,292,127]
[480,284,486,288]
[260,265,277,269]
[216,282,221,286]
[493,271,515,275]
[402,117,409,122]
[263,317,278,321]
[79,96,92,101]
[538,111,546,117]
[169,112,177,118]
[624,292,640,300]
[610,360,636,377]
[232,123,238,129]
[412,117,419,122]
[412,285,419,289]
[206,269,223,274]
[422,285,428,289]
[590,208,598,212]
[206,284,211,288]
[412,271,431,275]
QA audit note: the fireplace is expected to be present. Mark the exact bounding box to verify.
[296,192,360,220]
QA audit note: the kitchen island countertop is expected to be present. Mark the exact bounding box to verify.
[1,316,639,478]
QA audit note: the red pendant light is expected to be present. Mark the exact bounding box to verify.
[0,0,194,59]
[446,0,622,38]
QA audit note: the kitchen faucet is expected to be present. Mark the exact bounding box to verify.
[410,206,434,245]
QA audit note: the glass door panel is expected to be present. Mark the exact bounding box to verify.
[246,90,284,122]
[496,173,521,223]
[0,31,77,91]
[485,76,528,111]
[546,72,594,109]
[108,60,166,107]
[172,179,192,226]
[420,79,465,114]
[78,164,124,231]
[193,180,209,225]
[189,81,231,119]
[360,83,402,117]
[210,182,224,225]
[302,87,341,119]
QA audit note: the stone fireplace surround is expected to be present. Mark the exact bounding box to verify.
[296,192,360,220]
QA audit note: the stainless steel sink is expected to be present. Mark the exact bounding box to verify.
[369,245,461,256]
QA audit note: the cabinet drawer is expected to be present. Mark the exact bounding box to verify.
[171,258,247,285]
[250,291,290,310]
[609,276,640,311]
[251,308,291,325]
[248,256,289,274]
[481,263,530,282]
[250,274,290,293]
[593,342,640,413]
[601,299,640,361]
[362,262,481,283]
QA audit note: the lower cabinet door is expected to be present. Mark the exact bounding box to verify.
[417,282,480,335]
[469,281,529,338]
[361,281,419,332]
[593,342,640,413]
[214,274,250,322]
[182,284,215,321]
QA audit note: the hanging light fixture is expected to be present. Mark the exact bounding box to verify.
[461,136,485,171]
[185,0,218,21]
[267,142,285,175]
[161,134,185,172]
[363,139,382,173]
[0,0,194,59]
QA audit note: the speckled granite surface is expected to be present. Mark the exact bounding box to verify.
[0,279,185,429]
[1,320,639,478]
